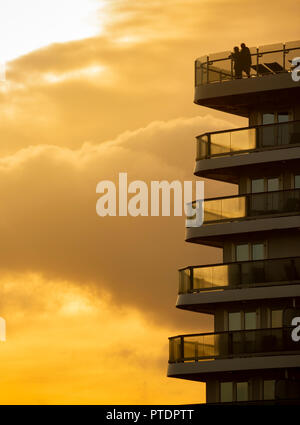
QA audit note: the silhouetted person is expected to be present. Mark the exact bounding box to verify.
[240,43,252,77]
[229,47,242,79]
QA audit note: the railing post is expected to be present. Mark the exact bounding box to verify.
[206,56,209,84]
[228,332,233,356]
[256,48,259,76]
[246,192,250,217]
[180,336,184,362]
[208,133,211,158]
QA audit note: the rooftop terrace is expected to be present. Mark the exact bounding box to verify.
[195,40,300,86]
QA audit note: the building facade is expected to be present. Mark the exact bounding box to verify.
[168,41,300,404]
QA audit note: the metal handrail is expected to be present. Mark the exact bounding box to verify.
[169,326,292,341]
[196,119,300,140]
[178,255,300,272]
[194,187,300,204]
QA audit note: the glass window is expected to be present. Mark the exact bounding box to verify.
[252,243,265,260]
[220,382,233,402]
[245,311,257,330]
[264,380,275,400]
[236,382,248,401]
[278,112,289,123]
[251,178,264,193]
[295,175,300,189]
[262,113,275,125]
[236,244,249,262]
[229,312,241,331]
[267,177,279,192]
[271,310,283,328]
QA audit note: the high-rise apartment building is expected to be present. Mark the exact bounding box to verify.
[168,41,300,404]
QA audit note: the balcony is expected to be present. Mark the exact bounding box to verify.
[169,328,299,364]
[199,188,300,225]
[197,120,300,160]
[186,189,300,246]
[195,42,300,86]
[194,41,300,115]
[177,257,300,313]
[195,121,300,182]
[179,257,300,294]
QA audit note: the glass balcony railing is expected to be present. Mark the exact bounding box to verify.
[169,327,299,363]
[195,40,300,86]
[179,257,300,294]
[196,120,300,160]
[190,188,300,225]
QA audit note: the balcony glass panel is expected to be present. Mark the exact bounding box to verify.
[204,196,246,222]
[196,121,300,161]
[230,128,255,152]
[200,189,300,225]
[197,134,209,159]
[210,132,231,156]
[169,328,298,363]
[178,257,300,294]
[178,268,190,294]
[169,337,181,363]
[193,266,212,290]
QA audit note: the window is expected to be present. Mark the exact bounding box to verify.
[278,112,289,123]
[263,380,275,400]
[228,312,242,331]
[271,309,283,328]
[228,310,257,331]
[252,243,264,260]
[295,175,300,189]
[251,178,264,193]
[262,113,275,125]
[261,111,292,147]
[250,177,280,193]
[220,381,250,403]
[236,382,248,402]
[236,244,249,261]
[245,311,257,330]
[220,382,233,402]
[235,242,265,262]
[267,177,279,192]
[262,111,291,124]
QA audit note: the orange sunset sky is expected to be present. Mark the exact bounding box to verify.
[0,0,299,404]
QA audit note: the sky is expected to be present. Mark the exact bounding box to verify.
[0,0,299,405]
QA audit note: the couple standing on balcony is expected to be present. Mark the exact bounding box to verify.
[229,43,252,79]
